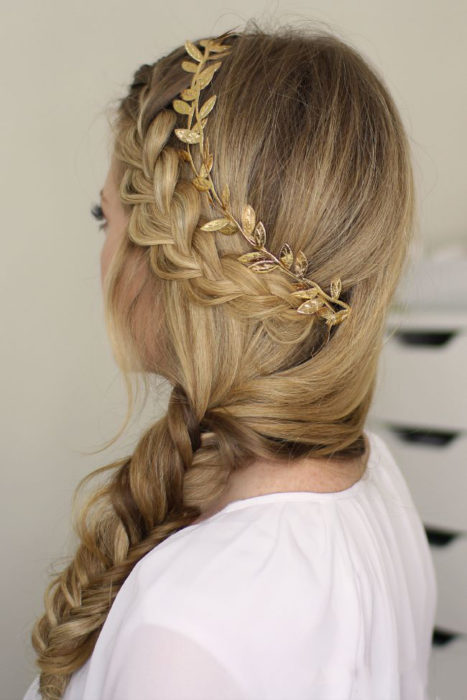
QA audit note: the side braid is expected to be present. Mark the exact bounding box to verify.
[31,388,211,699]
[30,91,218,700]
[30,25,415,699]
[32,70,266,697]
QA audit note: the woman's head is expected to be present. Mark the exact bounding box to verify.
[32,19,417,699]
[103,20,415,462]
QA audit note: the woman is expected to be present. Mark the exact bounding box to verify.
[24,19,437,700]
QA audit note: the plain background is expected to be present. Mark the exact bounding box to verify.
[1,1,466,697]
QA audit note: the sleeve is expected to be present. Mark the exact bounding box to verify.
[109,624,246,700]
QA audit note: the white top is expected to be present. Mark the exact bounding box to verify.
[24,428,437,700]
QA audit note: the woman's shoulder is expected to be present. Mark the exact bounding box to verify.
[112,426,423,625]
[86,429,435,698]
[133,427,418,587]
[121,493,348,634]
[101,496,359,662]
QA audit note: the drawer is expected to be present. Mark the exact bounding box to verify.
[428,630,467,700]
[371,319,467,431]
[426,531,467,636]
[369,423,467,532]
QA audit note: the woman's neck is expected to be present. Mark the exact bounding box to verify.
[192,433,370,525]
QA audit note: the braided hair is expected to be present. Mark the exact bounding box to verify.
[30,19,416,698]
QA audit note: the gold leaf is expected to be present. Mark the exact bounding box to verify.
[192,118,208,133]
[290,287,319,300]
[181,60,199,73]
[180,88,197,101]
[197,72,215,90]
[279,243,293,269]
[218,221,238,234]
[238,252,278,272]
[199,95,217,119]
[253,221,266,247]
[242,204,256,235]
[330,278,342,300]
[199,39,231,53]
[249,261,278,273]
[172,99,192,115]
[200,218,231,231]
[207,42,232,53]
[192,176,211,191]
[294,250,308,276]
[196,62,222,89]
[205,153,213,172]
[221,183,230,209]
[185,40,203,62]
[238,251,269,265]
[297,298,323,315]
[319,308,337,326]
[199,163,208,178]
[203,135,210,159]
[174,128,201,144]
[334,308,350,323]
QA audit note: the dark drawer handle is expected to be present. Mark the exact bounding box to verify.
[391,330,458,347]
[425,526,459,546]
[389,425,459,447]
[432,627,461,647]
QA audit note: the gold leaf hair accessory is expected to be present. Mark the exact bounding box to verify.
[172,31,351,329]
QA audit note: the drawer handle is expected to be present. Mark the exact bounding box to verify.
[425,526,459,546]
[432,627,461,647]
[389,425,459,447]
[391,330,458,346]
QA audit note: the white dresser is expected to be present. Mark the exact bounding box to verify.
[366,308,467,699]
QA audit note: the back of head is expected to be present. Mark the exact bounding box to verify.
[31,19,416,699]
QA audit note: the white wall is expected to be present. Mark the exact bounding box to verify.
[1,1,465,697]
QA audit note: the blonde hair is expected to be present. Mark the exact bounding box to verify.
[31,18,416,698]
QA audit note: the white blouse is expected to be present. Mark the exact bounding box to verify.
[23,428,437,700]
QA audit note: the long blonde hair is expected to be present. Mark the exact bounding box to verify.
[31,18,416,698]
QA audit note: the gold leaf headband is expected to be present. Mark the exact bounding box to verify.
[172,31,351,328]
